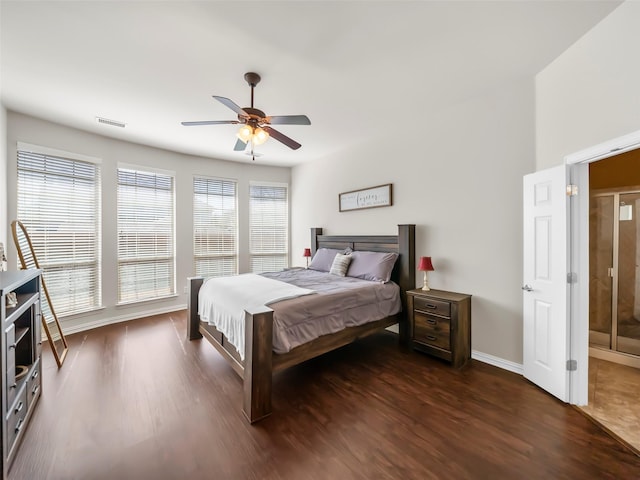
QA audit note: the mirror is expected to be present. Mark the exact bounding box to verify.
[11,220,68,367]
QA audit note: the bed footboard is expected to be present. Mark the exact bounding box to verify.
[187,276,275,423]
[243,306,274,423]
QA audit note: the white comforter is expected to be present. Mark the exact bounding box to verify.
[198,273,314,360]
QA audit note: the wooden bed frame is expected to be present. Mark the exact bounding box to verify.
[187,224,415,423]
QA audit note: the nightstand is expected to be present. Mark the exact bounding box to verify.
[407,289,471,368]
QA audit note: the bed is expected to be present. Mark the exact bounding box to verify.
[187,224,415,423]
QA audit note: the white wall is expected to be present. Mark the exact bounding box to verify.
[6,112,290,333]
[0,106,6,250]
[536,1,639,170]
[292,79,535,364]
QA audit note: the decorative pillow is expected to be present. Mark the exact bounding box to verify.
[308,248,344,272]
[347,251,399,283]
[329,253,352,276]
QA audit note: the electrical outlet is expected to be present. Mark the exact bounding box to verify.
[183,286,188,294]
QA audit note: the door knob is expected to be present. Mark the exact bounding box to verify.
[522,284,533,292]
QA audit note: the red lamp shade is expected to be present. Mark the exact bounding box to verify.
[418,256,434,271]
[303,248,312,258]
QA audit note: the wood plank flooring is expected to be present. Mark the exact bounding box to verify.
[8,311,640,480]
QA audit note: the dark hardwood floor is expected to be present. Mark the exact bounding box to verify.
[8,311,640,480]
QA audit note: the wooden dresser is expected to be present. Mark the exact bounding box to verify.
[407,288,471,368]
[1,270,42,480]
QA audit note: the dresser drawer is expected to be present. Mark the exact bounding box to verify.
[414,313,451,350]
[7,385,28,454]
[27,358,41,408]
[413,297,451,317]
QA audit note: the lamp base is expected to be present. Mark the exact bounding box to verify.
[421,271,430,291]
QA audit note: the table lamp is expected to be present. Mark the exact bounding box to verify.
[303,248,312,268]
[418,256,434,291]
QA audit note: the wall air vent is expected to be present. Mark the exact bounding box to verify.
[96,116,126,128]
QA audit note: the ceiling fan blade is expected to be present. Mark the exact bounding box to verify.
[234,138,247,151]
[181,120,239,126]
[263,126,302,150]
[266,115,311,126]
[213,96,249,117]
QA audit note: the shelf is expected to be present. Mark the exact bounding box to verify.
[5,292,39,325]
[15,327,30,345]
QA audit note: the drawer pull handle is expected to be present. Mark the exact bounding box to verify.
[15,418,24,434]
[32,385,40,397]
[8,342,17,349]
[426,318,437,325]
[15,401,24,414]
[10,383,17,389]
[426,335,437,342]
[31,370,39,380]
[425,304,437,309]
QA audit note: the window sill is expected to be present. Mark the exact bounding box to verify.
[116,294,179,308]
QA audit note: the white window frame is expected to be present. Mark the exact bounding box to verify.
[249,181,290,273]
[16,142,102,317]
[193,175,238,278]
[116,164,176,304]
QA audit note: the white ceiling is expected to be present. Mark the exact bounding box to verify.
[0,1,621,167]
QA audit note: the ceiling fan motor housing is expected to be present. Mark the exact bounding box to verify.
[240,107,267,125]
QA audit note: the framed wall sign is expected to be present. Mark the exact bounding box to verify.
[339,183,393,212]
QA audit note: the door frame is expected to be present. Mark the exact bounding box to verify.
[565,129,640,405]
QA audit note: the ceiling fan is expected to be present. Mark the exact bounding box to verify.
[181,72,311,160]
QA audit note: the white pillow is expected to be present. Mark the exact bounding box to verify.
[329,253,352,276]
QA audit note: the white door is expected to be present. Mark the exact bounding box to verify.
[523,165,570,401]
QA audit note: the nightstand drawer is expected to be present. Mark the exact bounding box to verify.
[414,314,451,350]
[413,297,450,317]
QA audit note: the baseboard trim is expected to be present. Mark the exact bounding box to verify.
[62,304,187,336]
[472,350,523,375]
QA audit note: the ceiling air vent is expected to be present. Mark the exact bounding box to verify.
[96,116,126,128]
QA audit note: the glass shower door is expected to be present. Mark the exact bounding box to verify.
[616,192,640,356]
[589,195,614,348]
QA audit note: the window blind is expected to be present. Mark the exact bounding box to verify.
[193,177,238,277]
[117,167,175,303]
[17,150,102,317]
[249,183,289,273]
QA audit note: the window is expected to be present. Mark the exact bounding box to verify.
[193,177,238,277]
[17,147,101,317]
[249,183,289,272]
[117,167,175,303]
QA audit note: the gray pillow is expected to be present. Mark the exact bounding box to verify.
[308,248,344,272]
[347,251,399,283]
[329,253,352,276]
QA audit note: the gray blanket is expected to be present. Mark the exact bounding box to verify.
[261,268,401,354]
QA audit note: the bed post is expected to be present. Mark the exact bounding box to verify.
[310,227,322,256]
[243,306,274,423]
[187,277,204,340]
[397,224,416,346]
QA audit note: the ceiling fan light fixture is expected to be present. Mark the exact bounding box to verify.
[183,72,310,158]
[252,127,269,146]
[237,124,253,142]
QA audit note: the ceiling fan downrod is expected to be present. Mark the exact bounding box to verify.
[244,72,261,109]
